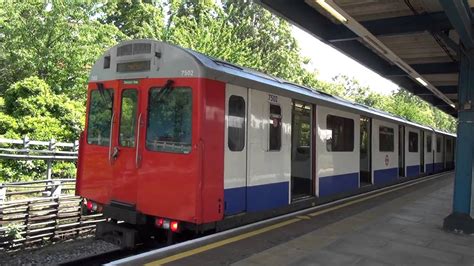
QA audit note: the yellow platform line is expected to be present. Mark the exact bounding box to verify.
[308,175,437,217]
[146,218,301,265]
[296,215,312,220]
[148,174,442,265]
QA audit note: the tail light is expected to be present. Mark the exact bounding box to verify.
[155,218,164,227]
[155,217,180,232]
[170,221,179,232]
[86,200,93,210]
[84,199,102,213]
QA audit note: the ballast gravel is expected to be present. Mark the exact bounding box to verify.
[0,236,118,265]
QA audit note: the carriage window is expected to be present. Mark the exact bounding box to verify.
[436,136,441,152]
[119,90,138,147]
[269,104,282,151]
[87,89,114,146]
[228,96,245,151]
[408,131,418,152]
[326,115,354,152]
[446,139,452,153]
[379,126,394,152]
[426,134,432,152]
[146,87,192,153]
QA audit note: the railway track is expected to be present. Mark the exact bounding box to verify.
[60,246,157,266]
[60,171,452,265]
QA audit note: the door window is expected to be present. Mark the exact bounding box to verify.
[326,115,354,152]
[408,131,418,152]
[426,134,432,152]
[87,89,114,146]
[119,90,138,147]
[379,126,394,152]
[269,104,282,151]
[146,87,192,153]
[228,96,246,151]
[436,136,441,152]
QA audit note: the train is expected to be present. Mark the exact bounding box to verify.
[76,39,456,248]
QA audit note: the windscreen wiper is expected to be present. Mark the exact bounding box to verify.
[97,82,113,108]
[155,79,174,102]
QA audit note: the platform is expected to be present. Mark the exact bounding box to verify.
[114,172,474,265]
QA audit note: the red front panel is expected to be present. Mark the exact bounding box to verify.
[77,77,226,224]
[199,79,225,223]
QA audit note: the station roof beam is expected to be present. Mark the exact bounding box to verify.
[257,0,467,117]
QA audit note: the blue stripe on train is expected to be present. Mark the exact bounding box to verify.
[434,162,444,172]
[247,181,289,212]
[374,168,398,185]
[319,172,359,197]
[224,181,289,215]
[406,165,420,177]
[426,163,434,174]
[223,186,246,215]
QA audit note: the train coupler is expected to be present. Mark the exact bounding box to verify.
[96,222,140,249]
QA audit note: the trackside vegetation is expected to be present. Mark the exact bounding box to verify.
[0,0,456,182]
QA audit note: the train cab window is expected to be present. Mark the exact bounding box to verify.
[326,115,354,152]
[436,136,441,153]
[119,90,138,147]
[269,104,282,151]
[408,131,418,152]
[228,96,246,151]
[87,89,114,146]
[146,87,192,153]
[426,133,432,152]
[379,126,394,152]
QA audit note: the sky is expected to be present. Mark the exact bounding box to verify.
[291,26,399,95]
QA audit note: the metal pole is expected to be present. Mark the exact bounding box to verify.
[444,47,474,233]
[46,138,56,180]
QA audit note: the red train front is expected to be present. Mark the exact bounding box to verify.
[76,40,225,247]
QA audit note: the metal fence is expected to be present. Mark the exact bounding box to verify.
[0,136,79,180]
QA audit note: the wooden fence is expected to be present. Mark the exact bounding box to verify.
[0,136,105,251]
[0,179,104,251]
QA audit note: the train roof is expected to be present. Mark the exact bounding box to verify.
[89,40,456,138]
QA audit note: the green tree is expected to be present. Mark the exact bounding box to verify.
[100,0,165,40]
[0,1,122,99]
[163,0,313,84]
[0,77,82,182]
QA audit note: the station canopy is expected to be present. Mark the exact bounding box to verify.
[257,0,473,117]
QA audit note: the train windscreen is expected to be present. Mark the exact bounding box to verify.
[146,87,192,154]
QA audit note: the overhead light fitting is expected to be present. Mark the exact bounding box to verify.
[316,0,348,23]
[415,77,428,87]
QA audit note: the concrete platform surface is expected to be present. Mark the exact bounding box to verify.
[152,173,474,265]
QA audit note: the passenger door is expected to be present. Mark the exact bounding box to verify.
[110,84,141,204]
[291,101,313,200]
[398,125,405,177]
[359,116,372,186]
[224,84,248,215]
[420,131,425,173]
